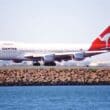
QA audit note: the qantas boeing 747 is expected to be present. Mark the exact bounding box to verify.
[0,26,110,66]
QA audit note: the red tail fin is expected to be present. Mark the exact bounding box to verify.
[89,26,110,51]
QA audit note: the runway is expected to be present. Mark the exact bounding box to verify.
[0,65,110,70]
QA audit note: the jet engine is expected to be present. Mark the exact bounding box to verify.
[43,54,55,63]
[73,52,85,61]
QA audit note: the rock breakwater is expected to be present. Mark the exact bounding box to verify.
[0,67,110,86]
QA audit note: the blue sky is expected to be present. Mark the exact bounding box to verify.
[0,0,110,44]
[0,0,110,62]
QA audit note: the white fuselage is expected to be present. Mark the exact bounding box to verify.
[0,41,90,60]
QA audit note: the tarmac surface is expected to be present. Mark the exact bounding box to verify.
[0,65,110,70]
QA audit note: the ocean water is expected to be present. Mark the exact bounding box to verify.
[0,86,110,110]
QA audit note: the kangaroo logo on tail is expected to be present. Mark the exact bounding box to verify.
[98,33,110,48]
[89,26,110,51]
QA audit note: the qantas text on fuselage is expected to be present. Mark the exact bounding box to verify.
[0,26,110,66]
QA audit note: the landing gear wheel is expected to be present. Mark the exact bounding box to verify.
[44,62,56,66]
[33,62,40,66]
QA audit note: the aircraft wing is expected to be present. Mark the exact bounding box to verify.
[24,50,108,62]
[24,53,42,61]
[84,50,108,57]
[24,52,73,61]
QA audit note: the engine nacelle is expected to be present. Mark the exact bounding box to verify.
[73,52,84,61]
[43,54,55,63]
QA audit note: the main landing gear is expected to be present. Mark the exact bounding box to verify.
[33,62,40,66]
[33,61,56,66]
[44,62,56,66]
